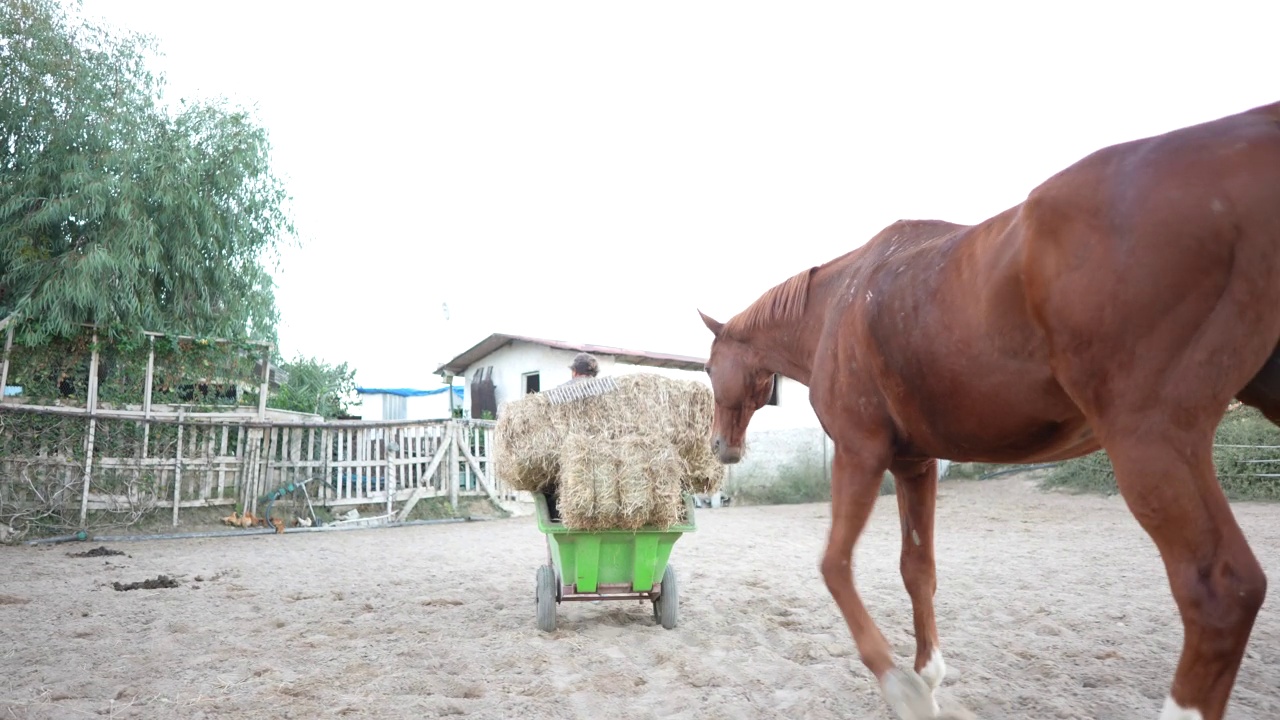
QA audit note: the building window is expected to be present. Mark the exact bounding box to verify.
[767,373,780,406]
[523,372,541,394]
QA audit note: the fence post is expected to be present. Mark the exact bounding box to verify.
[448,421,459,511]
[0,315,14,396]
[142,335,155,458]
[173,408,184,526]
[78,330,101,525]
[257,345,271,421]
[385,428,396,519]
[487,424,500,500]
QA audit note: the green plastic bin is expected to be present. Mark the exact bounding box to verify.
[532,492,696,632]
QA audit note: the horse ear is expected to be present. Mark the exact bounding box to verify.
[698,309,724,337]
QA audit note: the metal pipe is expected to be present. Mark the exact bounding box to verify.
[26,531,91,545]
[976,462,1061,480]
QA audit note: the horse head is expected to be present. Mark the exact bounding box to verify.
[699,309,777,464]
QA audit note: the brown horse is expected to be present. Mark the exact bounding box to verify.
[699,100,1280,720]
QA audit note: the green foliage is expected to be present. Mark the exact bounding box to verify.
[1042,406,1280,501]
[268,355,357,419]
[2,321,265,409]
[727,458,963,505]
[0,0,295,347]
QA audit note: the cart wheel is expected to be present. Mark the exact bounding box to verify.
[656,564,678,629]
[536,564,557,632]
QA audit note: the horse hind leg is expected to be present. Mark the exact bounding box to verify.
[892,458,947,705]
[1101,425,1266,720]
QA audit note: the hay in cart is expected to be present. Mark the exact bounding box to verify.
[494,373,723,530]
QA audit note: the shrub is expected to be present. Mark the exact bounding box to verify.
[1041,406,1280,501]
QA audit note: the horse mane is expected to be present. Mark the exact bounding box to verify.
[724,267,815,336]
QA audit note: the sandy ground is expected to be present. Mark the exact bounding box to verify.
[1,474,1277,720]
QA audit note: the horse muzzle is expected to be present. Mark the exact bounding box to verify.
[711,436,742,464]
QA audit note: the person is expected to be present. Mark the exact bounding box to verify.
[545,352,600,521]
[561,352,599,384]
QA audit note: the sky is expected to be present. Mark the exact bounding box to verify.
[74,0,1280,388]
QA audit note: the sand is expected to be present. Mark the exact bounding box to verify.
[1,473,1277,720]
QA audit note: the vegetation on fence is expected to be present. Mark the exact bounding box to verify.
[0,410,208,536]
[667,407,1280,509]
[1042,406,1280,501]
[725,458,828,506]
[718,410,1280,509]
[725,458,898,506]
[3,329,266,408]
[0,412,501,540]
[270,355,358,419]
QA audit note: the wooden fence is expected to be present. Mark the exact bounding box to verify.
[0,404,511,530]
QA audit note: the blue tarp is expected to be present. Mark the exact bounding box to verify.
[356,386,464,400]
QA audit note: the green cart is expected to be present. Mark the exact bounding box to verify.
[533,492,696,632]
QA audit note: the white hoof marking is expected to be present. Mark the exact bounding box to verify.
[920,648,946,690]
[1159,696,1203,720]
[882,668,940,719]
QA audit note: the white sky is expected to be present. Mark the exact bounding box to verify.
[75,0,1280,388]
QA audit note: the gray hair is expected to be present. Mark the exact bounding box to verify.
[569,353,599,377]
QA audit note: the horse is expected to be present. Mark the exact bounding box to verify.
[698,99,1280,720]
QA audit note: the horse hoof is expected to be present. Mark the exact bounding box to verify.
[920,648,947,691]
[881,668,941,719]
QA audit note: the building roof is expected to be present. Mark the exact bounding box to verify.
[434,333,707,376]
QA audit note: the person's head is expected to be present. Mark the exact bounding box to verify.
[569,352,599,378]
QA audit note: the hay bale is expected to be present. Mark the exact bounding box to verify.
[560,430,599,527]
[640,439,688,529]
[559,434,615,530]
[604,374,724,496]
[616,434,686,530]
[616,438,658,529]
[495,371,725,529]
[493,392,563,492]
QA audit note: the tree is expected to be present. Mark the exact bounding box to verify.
[0,0,295,348]
[269,355,357,420]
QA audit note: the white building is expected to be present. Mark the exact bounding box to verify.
[434,333,833,498]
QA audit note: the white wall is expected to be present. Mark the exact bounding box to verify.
[727,427,832,490]
[728,377,830,490]
[465,341,828,495]
[746,376,819,431]
[470,343,615,414]
[467,342,951,497]
[349,389,458,421]
[471,344,731,415]
[467,343,819,428]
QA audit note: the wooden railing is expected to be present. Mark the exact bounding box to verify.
[0,404,505,529]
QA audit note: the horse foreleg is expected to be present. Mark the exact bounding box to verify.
[893,459,945,702]
[1105,434,1267,720]
[822,444,939,720]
